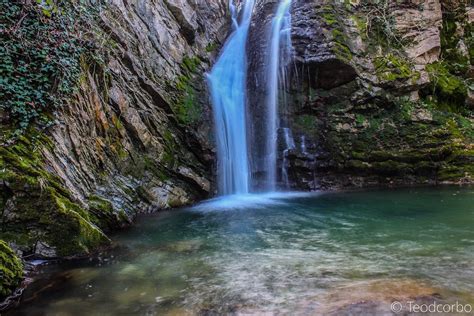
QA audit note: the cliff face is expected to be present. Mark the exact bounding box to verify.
[1,0,228,265]
[252,0,474,189]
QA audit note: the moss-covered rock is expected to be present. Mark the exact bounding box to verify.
[277,0,474,189]
[88,195,131,232]
[426,61,468,111]
[0,240,23,299]
[0,131,110,257]
[375,54,420,83]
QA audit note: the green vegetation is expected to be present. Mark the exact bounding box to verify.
[0,131,109,256]
[351,14,368,40]
[312,94,474,181]
[440,4,470,73]
[0,0,104,134]
[173,56,202,125]
[88,195,130,231]
[426,61,468,112]
[360,0,405,49]
[466,21,474,65]
[294,114,318,135]
[205,42,218,53]
[374,54,420,83]
[322,9,338,26]
[322,5,352,61]
[0,240,23,298]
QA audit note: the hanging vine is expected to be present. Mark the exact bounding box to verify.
[0,0,105,135]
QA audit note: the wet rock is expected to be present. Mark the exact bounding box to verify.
[34,242,57,258]
[0,241,23,305]
[165,0,199,44]
[411,108,434,122]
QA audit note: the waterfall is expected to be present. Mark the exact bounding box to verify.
[264,0,293,191]
[208,0,293,196]
[207,0,255,195]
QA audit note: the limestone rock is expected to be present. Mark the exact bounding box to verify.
[394,0,442,65]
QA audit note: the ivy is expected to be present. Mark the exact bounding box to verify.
[0,0,103,134]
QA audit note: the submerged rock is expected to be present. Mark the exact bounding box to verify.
[302,279,443,315]
[163,240,203,253]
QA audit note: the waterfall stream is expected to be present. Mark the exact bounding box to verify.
[264,0,293,191]
[209,0,292,196]
[207,0,255,195]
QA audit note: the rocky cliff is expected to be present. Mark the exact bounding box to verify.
[248,0,474,189]
[1,0,228,300]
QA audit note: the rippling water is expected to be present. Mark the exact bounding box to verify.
[9,186,474,315]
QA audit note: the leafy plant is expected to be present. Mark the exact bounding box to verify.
[0,0,104,134]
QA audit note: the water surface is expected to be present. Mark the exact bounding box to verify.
[10,186,474,315]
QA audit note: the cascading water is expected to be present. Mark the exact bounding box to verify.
[207,0,255,195]
[264,0,293,191]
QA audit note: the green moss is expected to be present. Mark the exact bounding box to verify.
[142,155,170,181]
[351,14,367,39]
[88,195,113,219]
[371,160,412,175]
[332,30,353,62]
[465,22,474,65]
[173,57,203,125]
[205,42,218,53]
[426,62,467,95]
[182,56,201,73]
[294,115,318,134]
[440,5,470,73]
[51,192,108,256]
[0,240,23,298]
[346,160,370,171]
[322,6,353,62]
[374,54,420,83]
[426,61,468,112]
[322,95,473,183]
[161,149,176,168]
[176,84,200,125]
[397,97,416,120]
[0,130,110,256]
[438,164,474,181]
[87,195,130,232]
[323,13,337,26]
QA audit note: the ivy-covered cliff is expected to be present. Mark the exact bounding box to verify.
[0,0,228,301]
[247,0,474,189]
